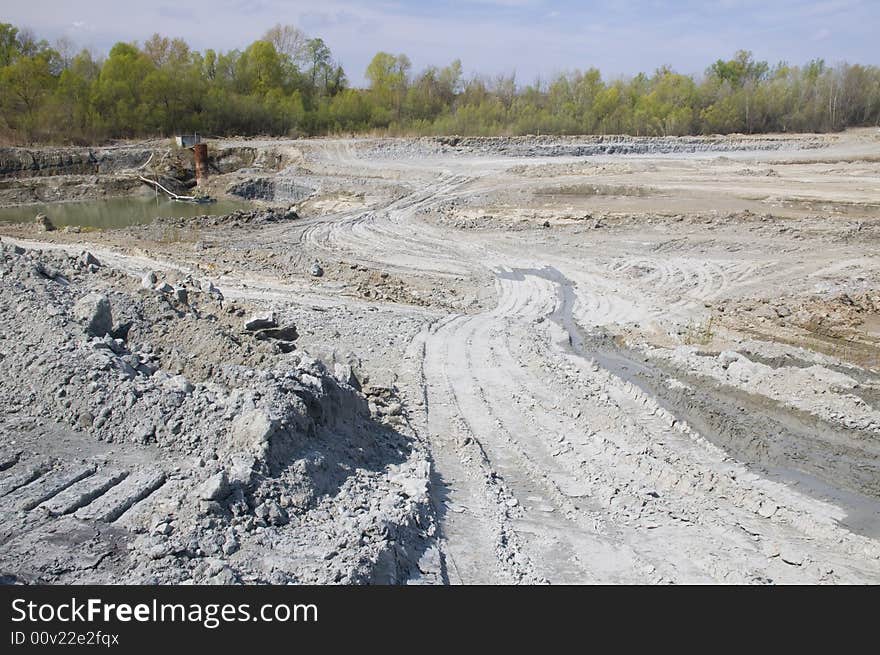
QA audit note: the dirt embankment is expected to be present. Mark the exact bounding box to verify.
[359,133,832,159]
[0,146,153,178]
[0,143,270,207]
[0,239,438,584]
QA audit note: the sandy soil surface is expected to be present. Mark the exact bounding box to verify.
[2,128,880,583]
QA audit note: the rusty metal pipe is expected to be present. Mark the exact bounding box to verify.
[193,143,208,186]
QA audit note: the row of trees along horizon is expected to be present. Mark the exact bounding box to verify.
[2,22,879,145]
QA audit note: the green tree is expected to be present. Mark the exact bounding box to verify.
[47,50,100,142]
[366,51,411,124]
[0,52,56,140]
[92,42,155,136]
[305,38,331,91]
[236,40,283,95]
[0,23,21,67]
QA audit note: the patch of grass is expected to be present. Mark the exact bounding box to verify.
[683,314,716,346]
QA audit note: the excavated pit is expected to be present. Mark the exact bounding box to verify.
[2,130,880,584]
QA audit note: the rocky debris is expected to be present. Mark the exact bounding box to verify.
[349,268,437,307]
[73,292,113,337]
[362,382,410,427]
[243,310,297,350]
[254,325,298,341]
[333,362,360,389]
[151,206,303,232]
[141,271,158,289]
[35,213,55,231]
[226,177,314,203]
[229,410,278,463]
[79,251,101,268]
[197,471,230,501]
[164,374,194,394]
[0,241,435,584]
[244,312,277,331]
[140,271,198,308]
[197,278,216,295]
[200,279,223,299]
[645,342,880,476]
[711,292,880,363]
[255,500,288,526]
[388,460,431,500]
[32,259,65,281]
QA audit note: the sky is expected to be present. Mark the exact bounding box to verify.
[2,0,877,85]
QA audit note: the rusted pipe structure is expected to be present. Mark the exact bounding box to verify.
[193,142,208,186]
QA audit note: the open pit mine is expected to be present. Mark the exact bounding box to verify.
[1,130,880,584]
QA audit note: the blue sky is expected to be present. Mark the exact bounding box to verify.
[2,0,877,85]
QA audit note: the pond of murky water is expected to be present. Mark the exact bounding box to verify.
[0,196,251,229]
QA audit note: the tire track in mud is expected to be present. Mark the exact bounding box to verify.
[414,262,880,583]
[530,266,880,555]
[533,259,880,511]
[282,147,880,582]
[298,173,479,277]
[409,316,541,584]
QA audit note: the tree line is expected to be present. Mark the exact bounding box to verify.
[1,22,879,144]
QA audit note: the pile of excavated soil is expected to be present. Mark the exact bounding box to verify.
[0,238,437,584]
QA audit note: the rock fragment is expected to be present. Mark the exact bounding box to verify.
[73,293,113,337]
[254,325,298,342]
[35,213,55,231]
[164,374,194,394]
[198,471,230,501]
[79,251,101,268]
[244,312,277,331]
[256,500,288,526]
[141,271,158,289]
